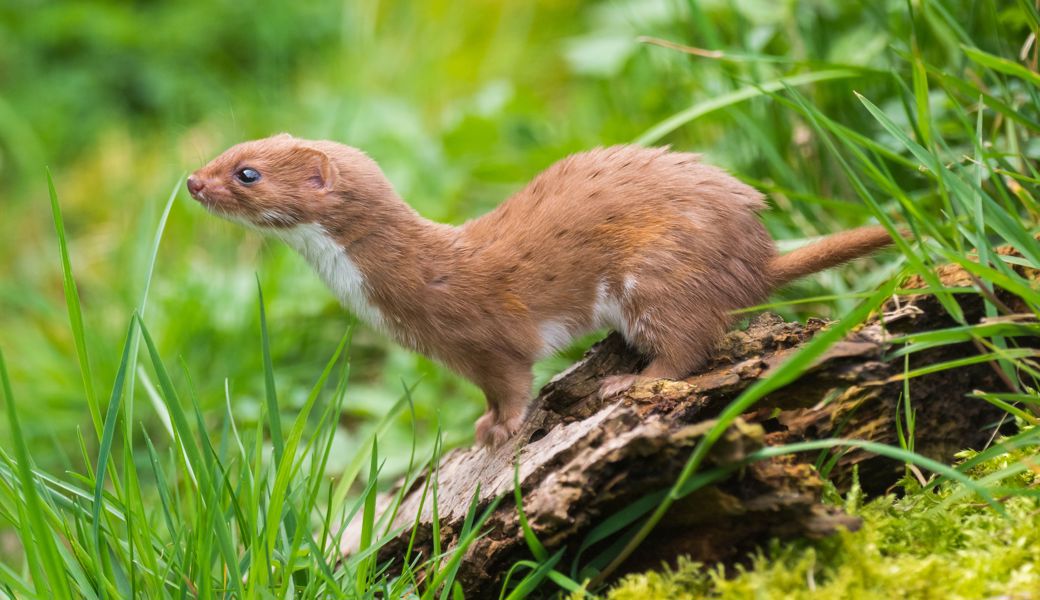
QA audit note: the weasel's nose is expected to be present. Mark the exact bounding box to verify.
[186,175,205,197]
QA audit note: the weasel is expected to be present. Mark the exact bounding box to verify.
[188,134,895,447]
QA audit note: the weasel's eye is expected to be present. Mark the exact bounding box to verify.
[235,168,261,185]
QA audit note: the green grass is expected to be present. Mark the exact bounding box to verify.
[2,0,1040,597]
[0,214,509,596]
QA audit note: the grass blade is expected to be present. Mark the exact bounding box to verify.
[513,459,547,562]
[962,45,1040,88]
[47,169,101,440]
[501,549,564,600]
[747,439,1005,513]
[257,278,285,465]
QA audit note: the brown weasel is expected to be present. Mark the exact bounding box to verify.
[187,134,895,447]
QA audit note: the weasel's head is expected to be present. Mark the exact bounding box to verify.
[187,133,342,230]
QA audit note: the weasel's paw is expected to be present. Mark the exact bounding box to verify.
[475,412,524,448]
[599,374,640,399]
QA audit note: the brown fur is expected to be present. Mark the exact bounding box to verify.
[188,134,895,447]
[769,226,895,286]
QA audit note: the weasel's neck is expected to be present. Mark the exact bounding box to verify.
[271,198,457,336]
[273,222,389,328]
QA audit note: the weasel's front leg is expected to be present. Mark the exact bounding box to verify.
[472,361,533,447]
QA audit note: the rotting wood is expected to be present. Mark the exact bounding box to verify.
[339,252,1037,597]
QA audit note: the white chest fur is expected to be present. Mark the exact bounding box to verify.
[272,223,386,330]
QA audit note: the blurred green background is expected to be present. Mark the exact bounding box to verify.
[0,0,1026,475]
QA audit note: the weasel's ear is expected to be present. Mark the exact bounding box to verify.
[296,147,338,191]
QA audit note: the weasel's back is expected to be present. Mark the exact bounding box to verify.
[461,145,766,249]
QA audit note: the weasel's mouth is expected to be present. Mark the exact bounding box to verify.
[194,195,272,229]
[191,190,233,214]
[187,186,277,229]
[192,192,236,217]
[187,185,219,208]
[206,203,262,229]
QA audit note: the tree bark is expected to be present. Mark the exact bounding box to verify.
[340,253,1036,598]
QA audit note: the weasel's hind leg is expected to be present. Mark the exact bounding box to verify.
[599,307,728,398]
[641,307,730,378]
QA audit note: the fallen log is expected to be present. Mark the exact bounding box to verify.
[340,253,1036,597]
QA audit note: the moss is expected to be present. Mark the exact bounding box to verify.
[601,445,1040,599]
[597,558,714,600]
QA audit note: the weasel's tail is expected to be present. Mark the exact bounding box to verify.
[768,226,897,287]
